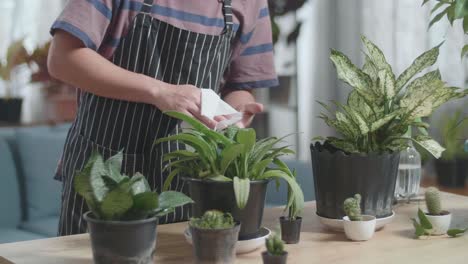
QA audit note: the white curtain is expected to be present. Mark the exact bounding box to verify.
[296,0,467,160]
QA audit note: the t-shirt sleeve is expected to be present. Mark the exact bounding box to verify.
[223,2,279,90]
[50,0,114,51]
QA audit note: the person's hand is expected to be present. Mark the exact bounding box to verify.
[153,83,217,128]
[214,102,263,128]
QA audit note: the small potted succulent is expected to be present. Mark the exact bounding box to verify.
[75,151,193,264]
[279,165,302,244]
[157,111,304,240]
[423,187,452,235]
[189,210,240,264]
[262,233,288,264]
[342,194,376,241]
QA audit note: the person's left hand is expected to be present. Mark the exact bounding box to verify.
[214,102,264,128]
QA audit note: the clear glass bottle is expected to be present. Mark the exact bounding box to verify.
[394,141,422,202]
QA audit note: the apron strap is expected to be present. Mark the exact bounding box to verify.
[141,0,153,14]
[222,0,234,32]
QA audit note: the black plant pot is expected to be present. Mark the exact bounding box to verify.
[185,178,269,240]
[262,251,288,264]
[0,98,22,124]
[190,223,241,264]
[279,216,302,244]
[84,212,157,264]
[434,159,468,188]
[310,142,399,219]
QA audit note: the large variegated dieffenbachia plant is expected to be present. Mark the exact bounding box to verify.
[316,36,468,158]
[155,111,304,217]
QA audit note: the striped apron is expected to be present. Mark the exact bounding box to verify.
[57,0,236,236]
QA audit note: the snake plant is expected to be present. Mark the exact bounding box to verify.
[155,111,304,217]
[315,36,468,158]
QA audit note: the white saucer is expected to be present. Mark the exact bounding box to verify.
[317,211,395,232]
[184,227,271,255]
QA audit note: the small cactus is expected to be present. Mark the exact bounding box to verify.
[265,233,285,256]
[190,210,235,229]
[343,194,363,221]
[425,187,442,215]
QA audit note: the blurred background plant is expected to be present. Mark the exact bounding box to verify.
[269,0,308,45]
[0,39,29,98]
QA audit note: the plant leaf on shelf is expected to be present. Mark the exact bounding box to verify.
[447,228,467,237]
[417,208,433,230]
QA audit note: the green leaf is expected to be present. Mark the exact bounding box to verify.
[330,49,373,91]
[207,175,233,182]
[90,152,110,202]
[362,54,379,82]
[101,188,133,220]
[233,177,250,209]
[464,17,468,34]
[431,2,446,14]
[220,144,244,175]
[162,168,182,192]
[461,44,468,58]
[429,7,450,28]
[156,191,193,216]
[455,0,468,19]
[361,36,394,78]
[378,69,396,99]
[396,43,441,92]
[447,228,467,237]
[347,90,373,119]
[104,151,124,182]
[447,4,456,25]
[236,128,256,154]
[129,173,151,195]
[156,134,216,167]
[412,218,426,238]
[251,158,273,179]
[369,111,400,132]
[163,150,198,162]
[132,192,159,212]
[422,0,430,6]
[410,135,446,159]
[418,208,433,229]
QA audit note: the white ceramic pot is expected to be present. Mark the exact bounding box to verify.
[343,215,376,241]
[425,212,452,235]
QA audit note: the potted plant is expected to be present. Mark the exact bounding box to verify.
[0,39,29,124]
[189,210,240,264]
[262,232,288,264]
[311,36,468,221]
[156,111,304,240]
[279,166,302,244]
[342,194,376,241]
[434,110,468,187]
[75,151,193,264]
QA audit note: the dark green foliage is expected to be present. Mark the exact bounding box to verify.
[190,210,235,229]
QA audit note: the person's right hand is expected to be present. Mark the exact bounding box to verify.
[153,83,217,128]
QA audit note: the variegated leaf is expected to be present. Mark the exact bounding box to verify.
[403,70,441,95]
[328,138,358,153]
[377,69,396,98]
[370,111,400,132]
[336,112,360,138]
[347,90,373,119]
[330,49,373,90]
[361,36,394,76]
[396,43,442,92]
[362,54,379,82]
[342,105,370,135]
[411,135,445,159]
[401,80,448,118]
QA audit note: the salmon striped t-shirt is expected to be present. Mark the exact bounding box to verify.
[50,0,278,90]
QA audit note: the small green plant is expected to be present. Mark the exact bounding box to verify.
[156,111,304,216]
[0,39,29,98]
[190,210,235,229]
[265,233,285,256]
[425,187,443,215]
[343,194,363,221]
[315,36,467,158]
[74,151,193,221]
[439,110,468,161]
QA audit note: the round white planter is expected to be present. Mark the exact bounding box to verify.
[343,215,376,241]
[426,212,452,235]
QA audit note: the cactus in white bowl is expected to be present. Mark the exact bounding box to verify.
[342,194,376,241]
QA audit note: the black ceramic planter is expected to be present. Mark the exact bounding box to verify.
[185,178,269,240]
[190,223,240,264]
[434,159,467,187]
[0,98,22,124]
[84,212,157,264]
[279,216,302,244]
[262,251,288,264]
[310,142,399,219]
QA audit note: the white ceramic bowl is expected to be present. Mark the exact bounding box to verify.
[317,211,395,232]
[343,215,376,241]
[184,227,271,255]
[426,212,452,235]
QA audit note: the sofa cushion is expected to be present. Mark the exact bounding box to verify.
[0,139,21,227]
[265,159,315,207]
[20,217,59,237]
[0,228,46,244]
[15,128,67,220]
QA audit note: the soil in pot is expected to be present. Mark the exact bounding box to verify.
[0,98,22,124]
[84,212,157,264]
[434,159,467,188]
[310,142,399,219]
[262,251,288,264]
[185,178,269,240]
[190,223,240,264]
[279,216,302,244]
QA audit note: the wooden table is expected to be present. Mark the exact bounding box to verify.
[1,191,468,264]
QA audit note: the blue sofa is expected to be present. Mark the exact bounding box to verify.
[0,124,69,243]
[0,123,314,244]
